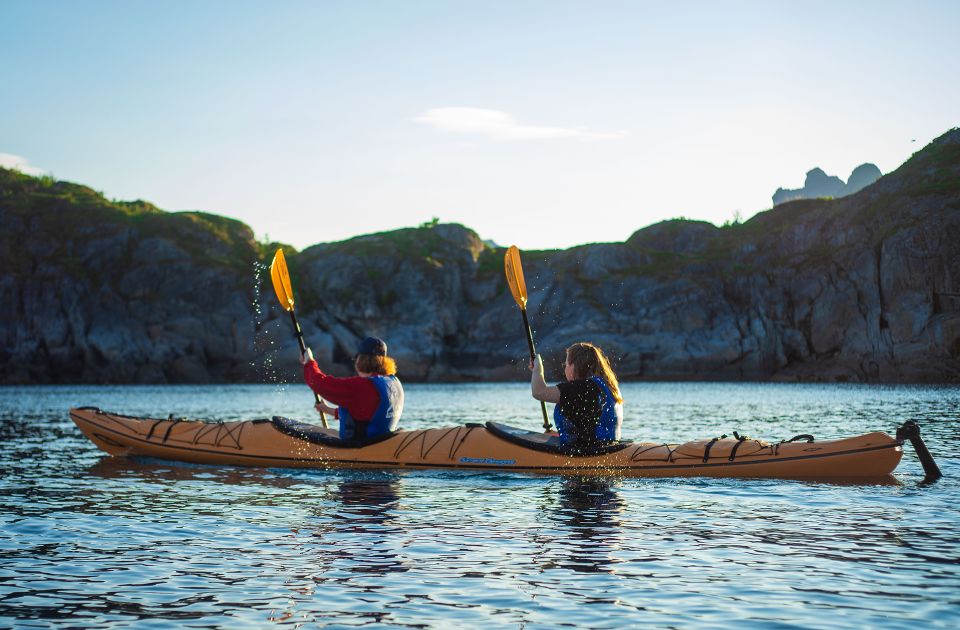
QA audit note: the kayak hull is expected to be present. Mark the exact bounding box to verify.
[69,407,903,479]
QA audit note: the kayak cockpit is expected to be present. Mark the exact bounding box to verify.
[270,416,398,449]
[484,422,632,456]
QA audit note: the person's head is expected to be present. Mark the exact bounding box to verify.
[354,336,397,376]
[564,342,622,403]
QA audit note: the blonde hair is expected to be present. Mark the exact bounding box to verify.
[565,342,623,403]
[355,354,398,376]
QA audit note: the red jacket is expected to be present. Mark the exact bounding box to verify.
[303,360,379,421]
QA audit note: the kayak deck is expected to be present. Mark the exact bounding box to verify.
[69,407,905,479]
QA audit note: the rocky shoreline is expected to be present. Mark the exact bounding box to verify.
[2,128,958,384]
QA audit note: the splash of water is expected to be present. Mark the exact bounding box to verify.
[251,260,289,395]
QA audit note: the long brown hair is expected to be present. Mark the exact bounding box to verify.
[565,342,622,403]
[355,354,398,376]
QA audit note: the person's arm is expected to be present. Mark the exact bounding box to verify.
[530,354,561,404]
[301,349,336,418]
[300,348,379,420]
[300,348,349,400]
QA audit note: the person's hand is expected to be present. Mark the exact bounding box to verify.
[314,401,336,417]
[299,347,315,365]
[529,353,544,375]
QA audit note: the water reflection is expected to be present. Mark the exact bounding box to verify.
[312,473,409,576]
[264,473,409,625]
[85,456,303,489]
[326,474,403,528]
[541,477,626,574]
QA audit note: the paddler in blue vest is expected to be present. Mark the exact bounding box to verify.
[300,336,404,441]
[529,342,624,449]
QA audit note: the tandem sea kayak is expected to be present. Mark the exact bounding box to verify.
[68,407,941,479]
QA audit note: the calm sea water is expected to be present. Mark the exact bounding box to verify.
[1,382,958,628]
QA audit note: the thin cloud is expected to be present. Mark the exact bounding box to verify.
[415,107,624,141]
[0,152,47,176]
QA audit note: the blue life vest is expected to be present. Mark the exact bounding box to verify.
[338,375,404,442]
[553,376,623,447]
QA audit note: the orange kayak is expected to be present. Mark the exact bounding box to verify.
[69,407,907,479]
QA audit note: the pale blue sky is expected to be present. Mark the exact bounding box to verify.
[2,1,958,250]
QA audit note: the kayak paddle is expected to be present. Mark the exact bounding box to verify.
[504,245,553,432]
[269,248,327,428]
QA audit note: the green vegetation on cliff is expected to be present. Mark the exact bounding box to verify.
[0,167,274,279]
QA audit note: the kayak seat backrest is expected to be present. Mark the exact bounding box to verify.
[271,416,397,449]
[485,422,632,457]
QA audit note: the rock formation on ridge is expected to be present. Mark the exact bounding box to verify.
[773,163,882,205]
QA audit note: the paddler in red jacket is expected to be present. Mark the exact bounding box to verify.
[300,336,405,441]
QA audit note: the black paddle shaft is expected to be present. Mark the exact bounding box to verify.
[288,309,326,414]
[288,309,307,354]
[521,308,553,432]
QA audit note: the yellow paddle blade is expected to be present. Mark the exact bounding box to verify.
[504,245,528,309]
[269,248,295,312]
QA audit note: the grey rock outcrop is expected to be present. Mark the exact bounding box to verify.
[846,163,883,194]
[773,163,882,206]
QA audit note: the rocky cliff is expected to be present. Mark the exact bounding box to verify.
[0,177,264,383]
[2,128,958,384]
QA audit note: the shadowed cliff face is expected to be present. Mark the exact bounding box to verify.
[0,179,262,384]
[1,128,958,384]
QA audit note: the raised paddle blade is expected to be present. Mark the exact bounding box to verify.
[269,248,295,312]
[269,248,327,429]
[504,245,528,309]
[505,245,551,432]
